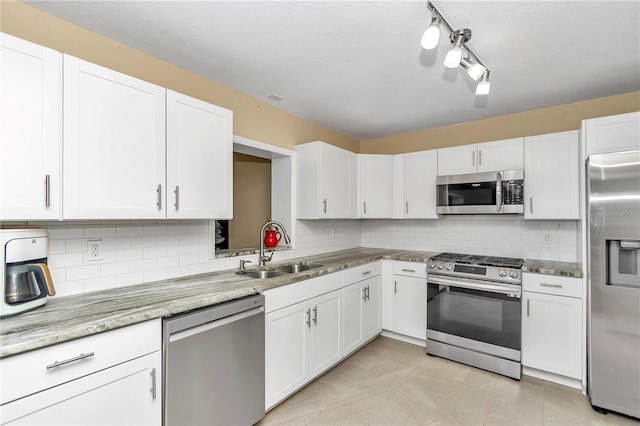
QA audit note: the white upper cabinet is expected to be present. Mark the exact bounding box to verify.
[524,131,580,220]
[0,34,61,220]
[583,111,640,156]
[63,55,166,219]
[297,141,357,219]
[438,138,524,175]
[358,154,393,218]
[166,90,233,219]
[403,150,439,219]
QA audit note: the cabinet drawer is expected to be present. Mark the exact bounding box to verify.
[392,261,427,279]
[264,273,343,313]
[523,273,582,298]
[343,262,382,284]
[0,319,160,405]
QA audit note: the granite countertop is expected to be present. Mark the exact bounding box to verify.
[0,248,438,358]
[522,259,583,278]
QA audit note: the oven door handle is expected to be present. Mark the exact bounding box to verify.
[428,275,521,298]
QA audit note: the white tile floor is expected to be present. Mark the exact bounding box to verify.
[259,336,639,425]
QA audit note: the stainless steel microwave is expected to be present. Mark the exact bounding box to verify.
[436,170,524,214]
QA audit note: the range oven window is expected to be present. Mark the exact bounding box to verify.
[427,284,521,351]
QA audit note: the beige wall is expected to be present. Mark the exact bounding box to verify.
[2,0,638,158]
[0,0,359,153]
[362,92,640,154]
[228,153,271,249]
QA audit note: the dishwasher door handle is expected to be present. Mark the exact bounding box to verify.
[169,307,264,343]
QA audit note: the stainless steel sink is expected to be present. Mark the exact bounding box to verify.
[237,270,290,279]
[272,263,323,274]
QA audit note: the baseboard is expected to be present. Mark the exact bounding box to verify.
[380,330,426,347]
[523,366,584,392]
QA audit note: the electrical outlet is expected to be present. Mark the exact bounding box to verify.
[543,232,552,243]
[88,240,103,261]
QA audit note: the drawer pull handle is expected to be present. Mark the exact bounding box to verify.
[362,270,372,275]
[401,268,416,273]
[47,352,95,369]
[540,283,562,288]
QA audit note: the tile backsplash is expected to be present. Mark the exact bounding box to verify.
[360,216,578,262]
[16,216,576,297]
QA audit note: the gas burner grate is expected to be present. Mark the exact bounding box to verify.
[431,252,524,269]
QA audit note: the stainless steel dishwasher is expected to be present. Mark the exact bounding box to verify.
[162,294,265,425]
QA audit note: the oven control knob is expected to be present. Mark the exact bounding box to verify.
[437,263,444,269]
[509,270,519,278]
[429,262,436,269]
[446,263,453,270]
[498,269,507,277]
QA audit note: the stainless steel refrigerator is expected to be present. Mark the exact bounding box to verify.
[587,149,640,419]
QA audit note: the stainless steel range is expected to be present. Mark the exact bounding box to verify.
[426,252,524,379]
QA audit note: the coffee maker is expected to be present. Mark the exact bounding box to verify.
[1,228,56,318]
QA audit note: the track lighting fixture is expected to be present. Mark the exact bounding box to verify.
[421,1,491,95]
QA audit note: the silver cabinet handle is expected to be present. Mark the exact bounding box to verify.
[156,184,162,209]
[47,352,95,369]
[526,299,530,317]
[174,186,180,210]
[364,201,367,215]
[362,270,372,275]
[405,201,409,214]
[313,306,318,325]
[306,309,311,327]
[401,268,415,273]
[362,287,367,301]
[472,151,476,166]
[394,280,398,294]
[323,198,327,214]
[366,285,370,301]
[44,175,50,207]
[479,150,482,166]
[540,283,563,288]
[150,367,157,400]
[530,197,533,214]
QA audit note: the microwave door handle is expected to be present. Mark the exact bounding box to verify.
[496,172,502,212]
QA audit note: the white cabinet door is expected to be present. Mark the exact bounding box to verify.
[524,131,579,220]
[583,111,640,156]
[403,150,438,219]
[342,281,365,356]
[477,138,524,172]
[522,291,582,379]
[265,301,308,409]
[308,290,342,380]
[363,275,382,340]
[437,144,477,176]
[1,352,161,426]
[438,138,524,176]
[166,90,233,219]
[358,154,393,218]
[297,141,356,219]
[63,55,166,219]
[393,275,427,340]
[0,34,61,220]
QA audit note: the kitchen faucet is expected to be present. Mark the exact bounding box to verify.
[259,220,291,268]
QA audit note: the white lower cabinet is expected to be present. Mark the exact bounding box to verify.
[521,273,583,381]
[0,320,161,425]
[390,262,427,340]
[264,275,343,410]
[343,273,382,356]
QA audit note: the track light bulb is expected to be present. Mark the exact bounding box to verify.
[444,33,465,68]
[444,46,462,68]
[421,18,441,50]
[461,57,486,81]
[475,71,491,96]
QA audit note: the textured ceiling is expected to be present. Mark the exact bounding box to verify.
[24,1,640,141]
